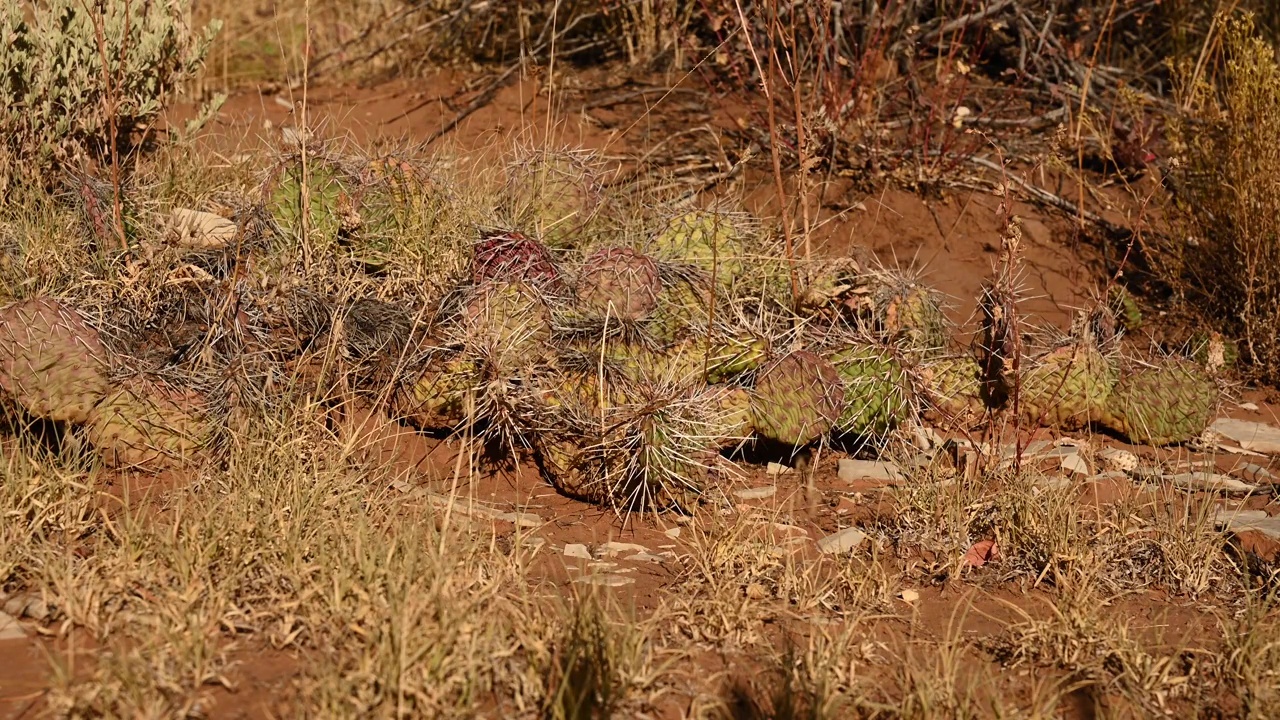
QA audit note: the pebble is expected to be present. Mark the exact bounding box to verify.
[563,543,592,560]
[1060,453,1091,477]
[734,486,777,500]
[899,589,920,603]
[766,462,793,476]
[1240,402,1261,412]
[1235,463,1278,485]
[837,459,904,483]
[1098,448,1139,473]
[626,552,667,563]
[1210,418,1280,454]
[574,574,635,587]
[0,611,25,641]
[1164,472,1259,494]
[663,527,682,539]
[816,527,868,554]
[598,541,648,557]
[1214,508,1280,562]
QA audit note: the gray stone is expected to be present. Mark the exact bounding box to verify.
[734,486,777,500]
[0,611,25,641]
[1210,418,1280,454]
[2,597,22,617]
[574,574,636,587]
[1060,453,1091,477]
[563,543,592,560]
[837,459,904,483]
[1164,472,1260,494]
[1235,463,1278,485]
[816,527,868,554]
[598,542,648,557]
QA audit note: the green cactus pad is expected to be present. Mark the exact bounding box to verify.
[751,350,845,447]
[828,344,913,438]
[1099,357,1219,446]
[0,297,110,424]
[650,209,750,284]
[87,377,213,470]
[463,281,553,369]
[917,354,985,425]
[1018,343,1117,429]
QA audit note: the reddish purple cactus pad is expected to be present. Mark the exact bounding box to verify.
[471,230,564,293]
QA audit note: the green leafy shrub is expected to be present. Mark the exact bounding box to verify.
[0,0,220,195]
[1162,12,1280,382]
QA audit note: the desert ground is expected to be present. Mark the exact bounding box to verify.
[2,2,1280,719]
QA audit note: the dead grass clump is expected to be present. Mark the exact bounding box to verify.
[1163,12,1280,383]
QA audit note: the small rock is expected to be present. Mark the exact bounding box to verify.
[1098,448,1139,473]
[663,527,682,539]
[0,611,25,641]
[22,597,47,622]
[1165,472,1260,494]
[1240,402,1261,412]
[1235,463,1278,485]
[626,552,667,563]
[1210,418,1280,454]
[598,541,648,557]
[2,597,23,617]
[734,486,777,500]
[1215,508,1280,562]
[1060,453,1091,477]
[574,574,635,587]
[899,589,920,603]
[766,462,793,476]
[563,543,592,560]
[816,527,867,554]
[167,208,237,250]
[837,459,904,483]
[495,511,542,529]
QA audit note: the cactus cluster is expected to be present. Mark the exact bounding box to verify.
[0,297,216,471]
[0,142,1234,514]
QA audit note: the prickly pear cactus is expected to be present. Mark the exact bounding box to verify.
[502,149,604,249]
[751,350,845,447]
[1104,285,1142,333]
[828,344,912,438]
[708,384,753,449]
[269,159,351,244]
[650,209,750,284]
[87,377,213,470]
[917,354,985,425]
[463,281,553,369]
[1018,343,1117,429]
[471,230,564,293]
[577,247,662,321]
[1099,357,1219,446]
[0,297,110,424]
[397,356,476,431]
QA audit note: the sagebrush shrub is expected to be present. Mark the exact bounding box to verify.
[1163,12,1280,382]
[0,0,220,196]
